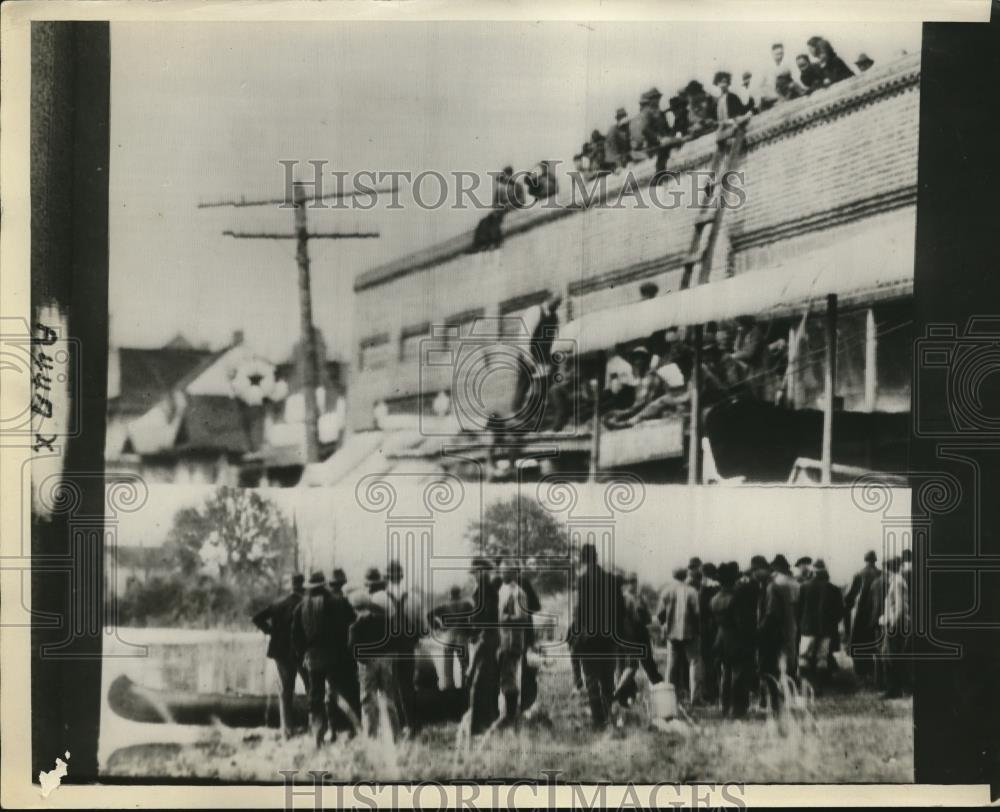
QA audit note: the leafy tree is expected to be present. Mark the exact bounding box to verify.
[163,486,295,593]
[465,495,570,593]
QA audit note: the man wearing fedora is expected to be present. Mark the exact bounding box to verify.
[637,86,685,174]
[385,558,426,736]
[252,572,309,739]
[604,107,632,170]
[797,559,844,691]
[844,550,881,682]
[466,556,502,734]
[349,566,401,740]
[291,570,357,747]
[571,543,627,728]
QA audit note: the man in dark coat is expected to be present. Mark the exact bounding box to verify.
[511,291,562,423]
[430,585,474,692]
[614,572,664,707]
[807,36,855,88]
[712,562,757,718]
[868,568,887,690]
[843,550,881,680]
[604,107,632,170]
[693,563,721,704]
[709,71,746,126]
[385,559,426,736]
[637,87,684,174]
[466,557,502,734]
[517,561,542,713]
[349,567,401,740]
[252,572,308,738]
[796,560,844,689]
[292,571,358,746]
[754,555,790,711]
[571,543,627,728]
[796,54,824,94]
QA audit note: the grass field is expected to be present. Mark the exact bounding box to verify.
[104,650,913,784]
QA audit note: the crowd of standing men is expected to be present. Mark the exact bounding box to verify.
[252,543,912,746]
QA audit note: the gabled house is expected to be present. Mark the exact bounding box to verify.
[106,331,346,486]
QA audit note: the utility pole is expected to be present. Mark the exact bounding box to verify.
[199,180,388,463]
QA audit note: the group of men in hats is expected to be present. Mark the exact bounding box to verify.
[654,552,852,719]
[253,560,429,747]
[574,33,871,184]
[252,542,911,746]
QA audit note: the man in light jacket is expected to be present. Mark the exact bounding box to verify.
[658,567,701,703]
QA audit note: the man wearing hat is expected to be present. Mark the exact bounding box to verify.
[769,554,800,681]
[658,566,701,704]
[637,86,685,174]
[467,556,502,734]
[252,572,309,739]
[349,566,401,740]
[751,555,785,710]
[614,572,664,707]
[571,543,628,728]
[710,562,751,718]
[794,557,814,585]
[604,107,632,170]
[291,571,357,747]
[844,550,881,681]
[855,52,874,72]
[384,559,426,736]
[689,561,721,705]
[493,559,531,728]
[329,567,348,597]
[430,584,474,692]
[736,70,758,115]
[603,345,666,429]
[797,560,844,689]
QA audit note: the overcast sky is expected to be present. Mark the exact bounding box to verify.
[109,21,920,360]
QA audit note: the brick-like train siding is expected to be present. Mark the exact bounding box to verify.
[349,54,919,429]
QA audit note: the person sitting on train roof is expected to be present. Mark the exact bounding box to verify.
[806,35,855,88]
[796,53,824,94]
[525,161,559,201]
[665,94,691,138]
[775,67,805,102]
[635,87,672,173]
[736,71,758,116]
[710,72,751,134]
[599,372,635,414]
[603,346,666,430]
[758,42,790,111]
[681,80,717,137]
[604,107,633,171]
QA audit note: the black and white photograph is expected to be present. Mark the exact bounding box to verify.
[5,1,1000,806]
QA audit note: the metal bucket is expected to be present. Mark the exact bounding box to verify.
[650,682,678,720]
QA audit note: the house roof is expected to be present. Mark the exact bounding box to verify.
[112,346,216,415]
[172,395,253,455]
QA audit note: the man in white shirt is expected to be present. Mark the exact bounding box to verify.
[759,42,788,110]
[736,71,758,114]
